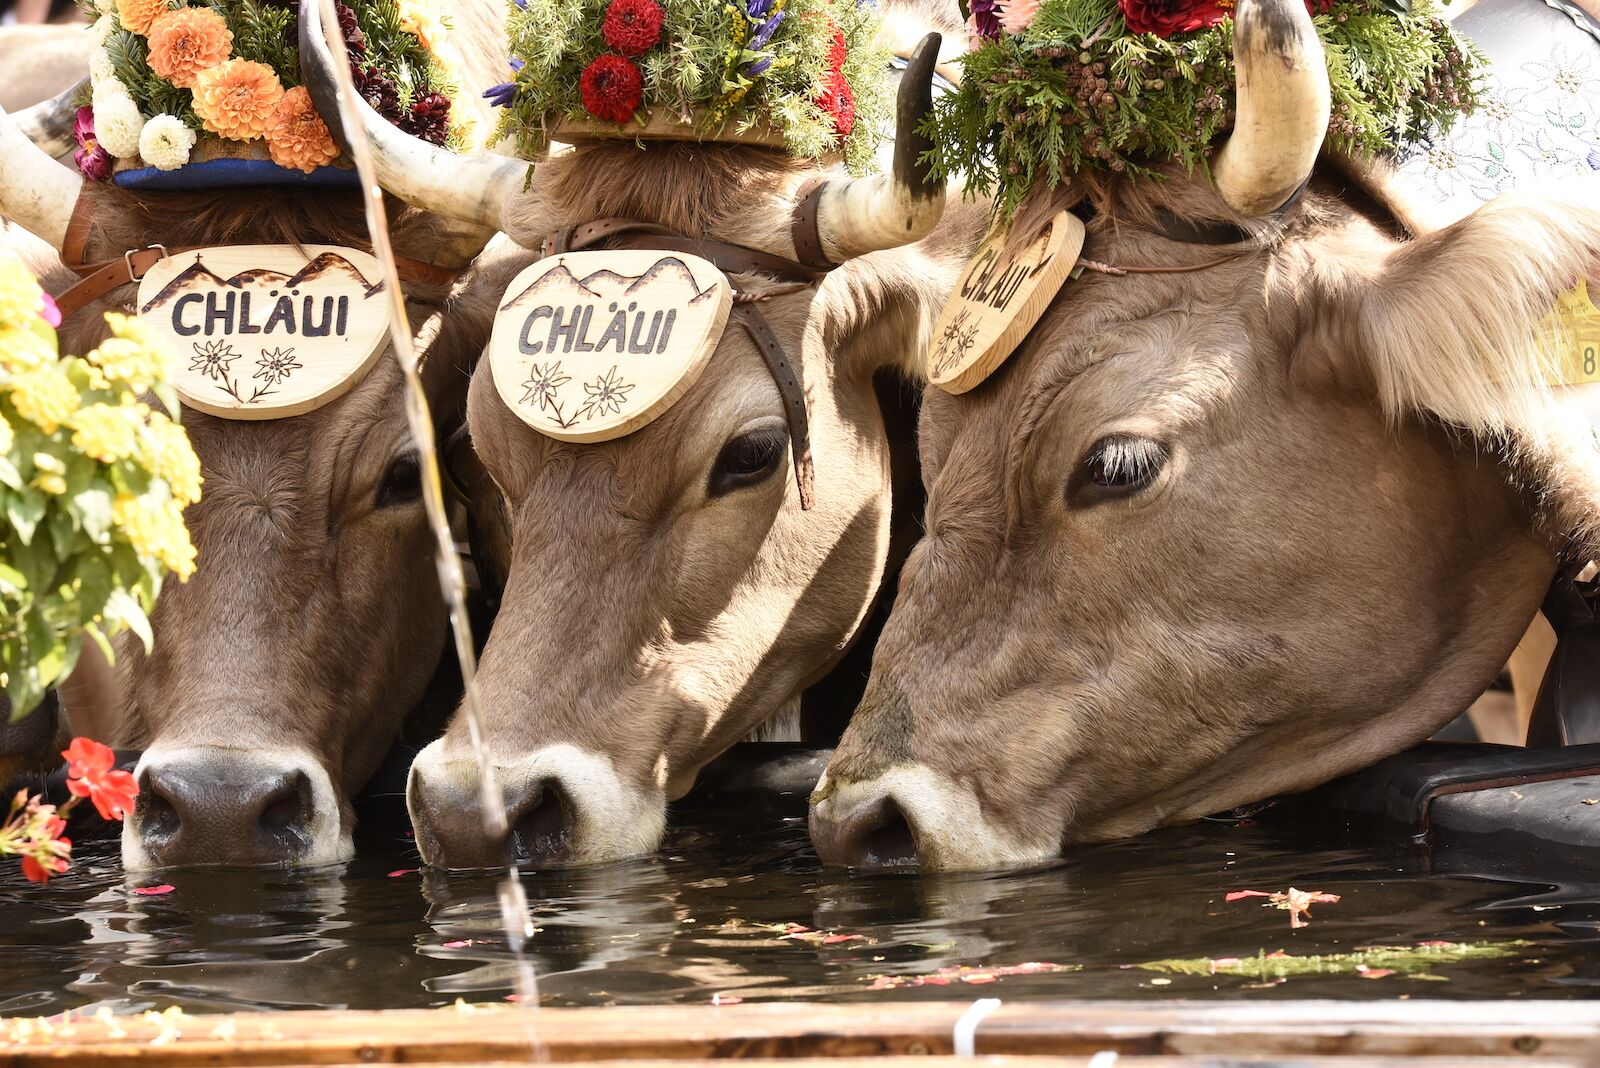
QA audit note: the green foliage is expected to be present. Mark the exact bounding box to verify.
[498,0,889,174]
[924,0,1482,217]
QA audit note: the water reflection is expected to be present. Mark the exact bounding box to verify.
[2,807,1597,1015]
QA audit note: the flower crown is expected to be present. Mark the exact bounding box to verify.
[76,0,470,186]
[927,0,1481,214]
[490,0,892,174]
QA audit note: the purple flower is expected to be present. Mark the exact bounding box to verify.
[39,292,61,329]
[1587,147,1600,171]
[748,8,784,47]
[71,106,112,183]
[483,57,524,108]
[968,0,1000,39]
[744,56,774,76]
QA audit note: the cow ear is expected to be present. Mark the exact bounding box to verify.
[818,195,993,381]
[1321,193,1600,558]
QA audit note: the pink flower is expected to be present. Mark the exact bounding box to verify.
[72,106,112,183]
[39,292,61,329]
[996,0,1041,33]
[63,737,138,822]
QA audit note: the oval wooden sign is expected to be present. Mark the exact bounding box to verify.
[928,211,1084,395]
[488,249,734,442]
[137,245,391,420]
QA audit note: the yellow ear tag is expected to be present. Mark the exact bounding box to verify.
[928,211,1085,394]
[1543,279,1600,386]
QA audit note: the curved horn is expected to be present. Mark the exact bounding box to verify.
[0,102,84,250]
[809,32,947,263]
[15,78,87,160]
[1210,0,1330,218]
[298,0,524,258]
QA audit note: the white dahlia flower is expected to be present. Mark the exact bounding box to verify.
[92,87,143,159]
[139,115,196,171]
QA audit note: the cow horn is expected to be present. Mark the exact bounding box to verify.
[0,102,84,250]
[298,0,522,257]
[1210,0,1330,218]
[15,78,87,160]
[806,32,946,263]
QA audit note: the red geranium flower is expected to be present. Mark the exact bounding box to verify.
[815,70,855,139]
[62,737,139,822]
[602,0,664,56]
[580,54,644,124]
[1118,0,1229,36]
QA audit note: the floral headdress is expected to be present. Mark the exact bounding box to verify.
[927,0,1482,215]
[76,0,471,186]
[490,0,892,174]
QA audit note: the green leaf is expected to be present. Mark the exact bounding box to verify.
[75,488,114,543]
[0,563,25,598]
[84,621,117,667]
[104,588,153,654]
[5,489,46,544]
[0,455,21,490]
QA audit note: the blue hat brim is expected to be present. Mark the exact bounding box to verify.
[113,158,359,190]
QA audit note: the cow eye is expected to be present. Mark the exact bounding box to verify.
[376,451,423,508]
[1069,435,1167,504]
[708,427,788,498]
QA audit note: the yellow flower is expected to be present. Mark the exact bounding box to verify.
[144,411,202,504]
[0,254,49,331]
[397,0,448,51]
[85,313,172,392]
[112,493,196,579]
[33,472,67,495]
[71,402,144,463]
[0,321,57,373]
[31,451,65,495]
[0,412,13,453]
[8,365,79,433]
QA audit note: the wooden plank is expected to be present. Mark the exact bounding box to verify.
[264,1060,1593,1068]
[3,1001,1599,1066]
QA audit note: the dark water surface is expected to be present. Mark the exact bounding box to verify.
[2,802,1598,1016]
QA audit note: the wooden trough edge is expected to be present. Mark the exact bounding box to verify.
[2,1000,1599,1067]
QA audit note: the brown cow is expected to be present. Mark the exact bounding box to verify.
[808,0,1600,870]
[298,0,989,866]
[0,2,509,867]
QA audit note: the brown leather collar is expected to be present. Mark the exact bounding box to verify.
[53,194,462,323]
[540,217,823,509]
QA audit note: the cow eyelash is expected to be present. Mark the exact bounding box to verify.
[375,451,423,508]
[1068,435,1168,505]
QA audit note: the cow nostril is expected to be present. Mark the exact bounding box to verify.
[257,771,313,843]
[817,796,921,870]
[138,782,181,843]
[509,780,573,866]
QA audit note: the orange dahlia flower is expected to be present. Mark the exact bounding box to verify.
[147,7,233,89]
[115,0,169,35]
[264,86,340,172]
[191,58,283,141]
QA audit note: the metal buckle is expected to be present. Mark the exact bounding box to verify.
[124,243,169,280]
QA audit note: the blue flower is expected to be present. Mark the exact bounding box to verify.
[484,58,524,108]
[748,8,784,48]
[744,56,774,76]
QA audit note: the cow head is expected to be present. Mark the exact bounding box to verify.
[300,3,990,867]
[0,91,497,870]
[809,0,1600,870]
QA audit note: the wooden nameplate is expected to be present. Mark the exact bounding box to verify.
[137,245,390,420]
[488,249,733,442]
[928,211,1084,395]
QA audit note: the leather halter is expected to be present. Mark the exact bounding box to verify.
[51,193,461,322]
[538,217,823,509]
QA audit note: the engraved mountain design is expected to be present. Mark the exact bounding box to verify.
[500,256,720,312]
[140,251,382,313]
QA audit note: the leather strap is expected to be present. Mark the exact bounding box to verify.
[789,178,835,272]
[53,195,461,323]
[730,303,815,510]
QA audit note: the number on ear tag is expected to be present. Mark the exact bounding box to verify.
[929,211,1085,395]
[487,250,733,442]
[1546,279,1600,386]
[137,245,392,420]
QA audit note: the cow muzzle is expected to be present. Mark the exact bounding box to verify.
[808,766,1055,872]
[407,741,667,869]
[123,747,350,870]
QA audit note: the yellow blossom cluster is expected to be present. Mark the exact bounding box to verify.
[2,250,203,716]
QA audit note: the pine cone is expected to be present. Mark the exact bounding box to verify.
[401,91,451,146]
[355,66,402,124]
[336,2,366,55]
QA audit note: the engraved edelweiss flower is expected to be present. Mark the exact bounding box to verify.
[934,309,977,373]
[1521,45,1600,102]
[189,338,239,382]
[519,361,570,410]
[582,366,634,419]
[253,346,301,386]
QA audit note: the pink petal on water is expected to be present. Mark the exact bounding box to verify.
[1226,890,1273,901]
[821,933,862,944]
[388,869,419,878]
[1418,940,1454,947]
[1358,967,1394,979]
[442,939,471,949]
[131,884,174,896]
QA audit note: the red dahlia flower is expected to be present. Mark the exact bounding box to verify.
[580,54,645,124]
[62,737,138,822]
[816,70,855,139]
[826,26,848,73]
[1117,0,1229,36]
[602,0,664,56]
